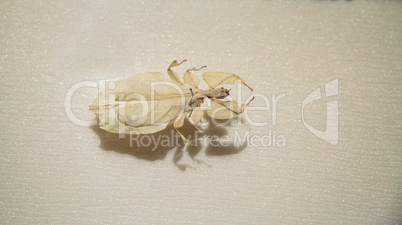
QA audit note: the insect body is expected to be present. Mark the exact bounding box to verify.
[90,60,254,142]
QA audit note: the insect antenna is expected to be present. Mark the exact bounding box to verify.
[189,88,195,109]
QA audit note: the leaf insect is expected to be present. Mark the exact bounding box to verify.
[90,60,254,144]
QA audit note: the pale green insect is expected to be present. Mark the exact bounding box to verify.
[90,60,254,142]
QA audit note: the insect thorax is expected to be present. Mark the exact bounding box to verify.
[202,87,230,99]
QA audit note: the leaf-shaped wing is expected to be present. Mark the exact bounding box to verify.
[100,123,168,135]
[92,98,184,134]
[90,72,191,134]
[91,72,191,103]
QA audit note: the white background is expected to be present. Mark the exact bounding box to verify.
[1,0,401,224]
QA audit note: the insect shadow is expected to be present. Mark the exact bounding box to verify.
[90,116,247,170]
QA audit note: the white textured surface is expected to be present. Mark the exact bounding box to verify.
[1,0,401,224]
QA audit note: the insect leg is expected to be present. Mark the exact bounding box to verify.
[187,108,208,139]
[202,72,253,91]
[188,108,204,130]
[173,113,194,146]
[183,66,206,88]
[167,59,186,85]
[207,97,255,119]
